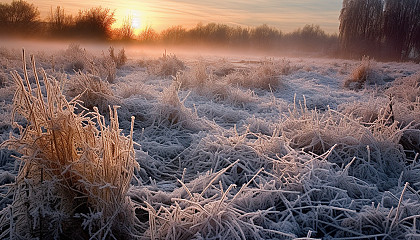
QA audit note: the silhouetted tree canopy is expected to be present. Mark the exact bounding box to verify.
[0,0,40,34]
[74,7,115,39]
[0,1,339,54]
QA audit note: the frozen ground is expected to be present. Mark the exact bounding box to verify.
[0,42,420,239]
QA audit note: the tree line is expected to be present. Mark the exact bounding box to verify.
[339,0,420,61]
[0,0,338,54]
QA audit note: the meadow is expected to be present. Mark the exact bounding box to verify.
[0,42,419,239]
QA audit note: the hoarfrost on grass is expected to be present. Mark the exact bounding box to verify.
[0,43,420,239]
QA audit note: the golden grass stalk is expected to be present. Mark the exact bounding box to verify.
[1,50,138,239]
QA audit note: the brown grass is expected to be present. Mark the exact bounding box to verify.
[344,56,374,89]
[0,51,139,239]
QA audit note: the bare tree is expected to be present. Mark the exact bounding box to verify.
[115,16,134,41]
[48,6,74,36]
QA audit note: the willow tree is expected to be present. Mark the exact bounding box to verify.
[339,0,420,60]
[339,0,383,58]
[382,0,420,60]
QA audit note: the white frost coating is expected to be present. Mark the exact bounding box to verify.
[0,44,419,239]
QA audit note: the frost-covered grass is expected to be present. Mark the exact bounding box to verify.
[0,51,140,239]
[1,43,420,239]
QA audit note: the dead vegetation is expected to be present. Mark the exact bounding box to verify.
[344,56,372,89]
[65,72,118,114]
[1,47,420,239]
[0,51,139,239]
[146,52,185,77]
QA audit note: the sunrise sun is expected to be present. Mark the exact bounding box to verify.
[129,10,143,34]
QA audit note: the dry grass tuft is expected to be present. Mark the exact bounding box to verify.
[280,100,406,190]
[153,82,204,130]
[0,51,139,239]
[142,162,295,240]
[344,56,383,89]
[147,53,185,77]
[175,62,258,106]
[65,72,118,114]
[64,43,89,72]
[225,59,291,90]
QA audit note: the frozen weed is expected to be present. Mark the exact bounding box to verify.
[64,43,88,72]
[108,46,127,69]
[115,81,157,100]
[280,101,407,190]
[175,62,257,106]
[338,97,387,123]
[141,161,296,240]
[386,72,420,103]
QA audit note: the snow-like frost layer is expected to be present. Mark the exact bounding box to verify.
[0,44,420,239]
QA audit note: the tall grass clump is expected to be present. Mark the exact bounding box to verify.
[280,100,407,190]
[65,72,118,114]
[152,82,205,131]
[344,56,383,89]
[64,43,89,72]
[175,61,258,106]
[175,61,229,100]
[101,46,127,83]
[0,52,139,239]
[225,59,292,90]
[385,73,420,126]
[147,52,185,77]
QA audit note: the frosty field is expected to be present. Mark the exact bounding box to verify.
[0,42,419,239]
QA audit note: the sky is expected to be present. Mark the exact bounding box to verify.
[1,0,342,33]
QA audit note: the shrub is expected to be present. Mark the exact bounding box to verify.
[0,52,139,239]
[0,0,40,34]
[74,7,115,39]
[114,16,134,41]
[47,6,74,37]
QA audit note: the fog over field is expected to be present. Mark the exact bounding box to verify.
[0,39,419,239]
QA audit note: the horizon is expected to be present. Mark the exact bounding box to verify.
[0,0,342,34]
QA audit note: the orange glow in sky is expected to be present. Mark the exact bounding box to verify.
[0,0,342,33]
